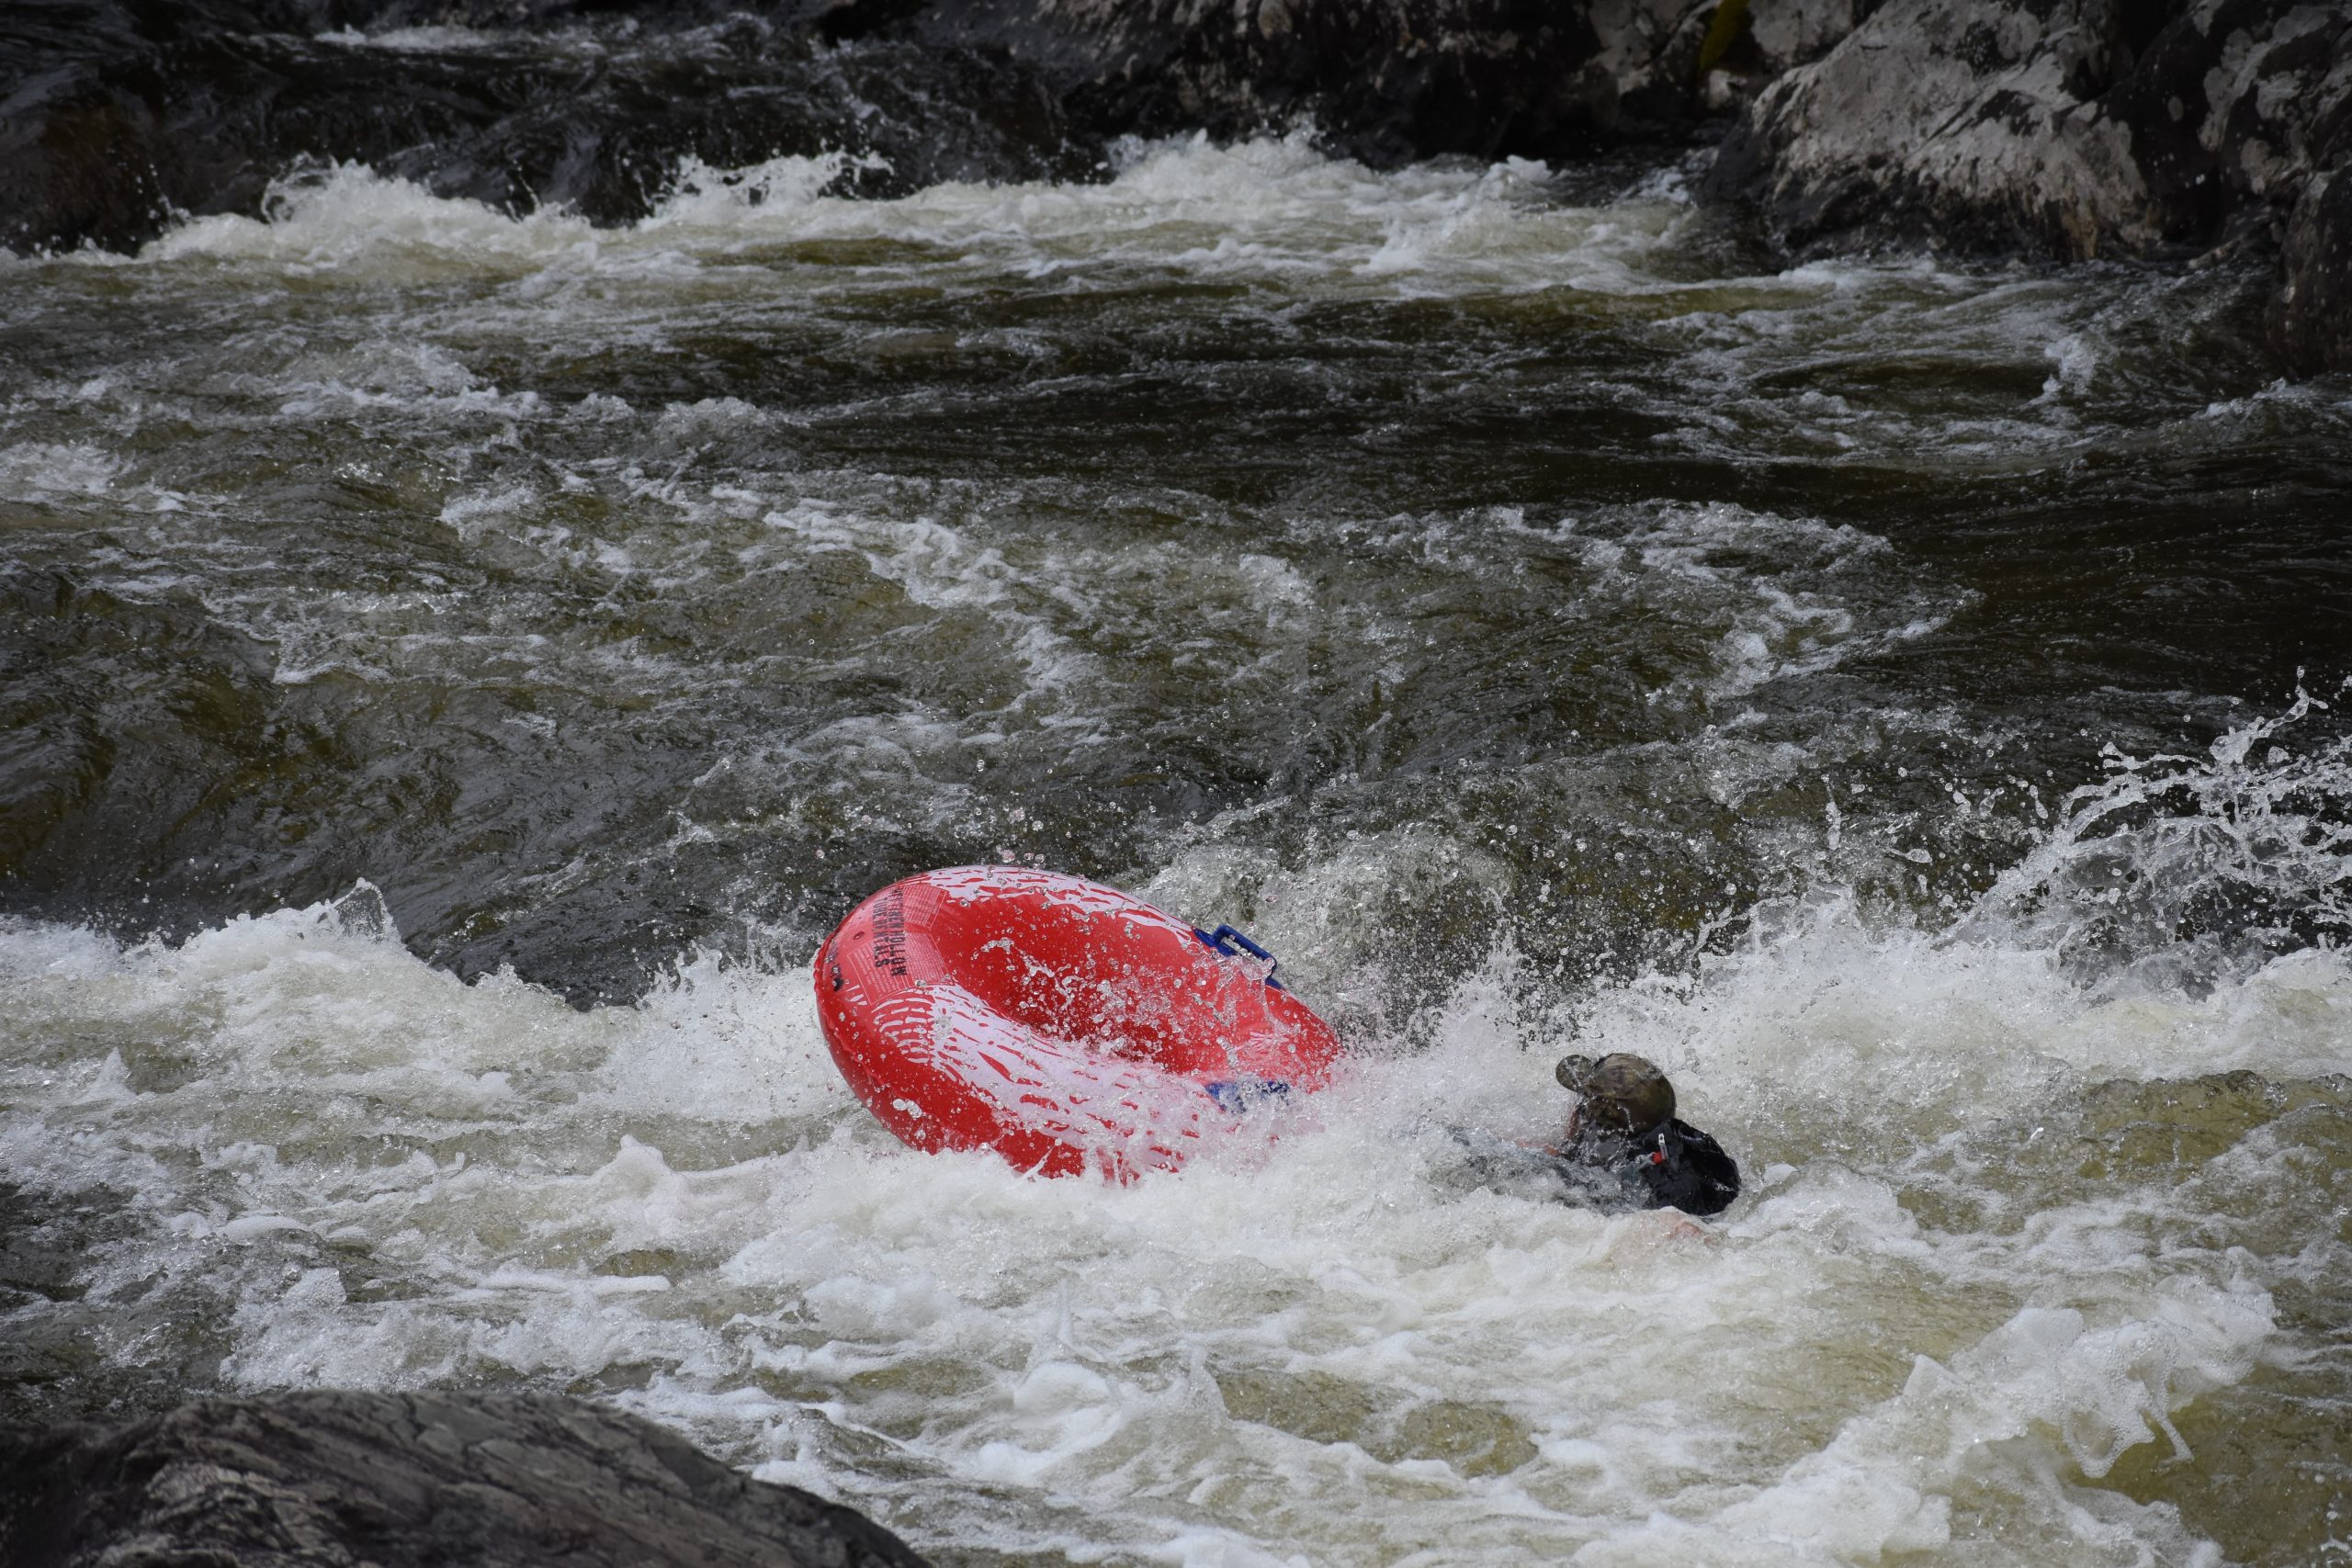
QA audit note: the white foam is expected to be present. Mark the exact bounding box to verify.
[0,859,2324,1566]
[112,132,1712,303]
[141,164,605,275]
[0,440,121,498]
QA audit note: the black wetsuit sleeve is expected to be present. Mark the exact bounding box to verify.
[1636,1121,1741,1217]
[1443,1122,1739,1217]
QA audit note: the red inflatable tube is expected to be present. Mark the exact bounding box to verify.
[814,866,1344,1179]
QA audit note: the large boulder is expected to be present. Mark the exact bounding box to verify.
[1708,0,2156,256]
[1713,0,2352,256]
[0,1390,933,1568]
[1707,0,2352,364]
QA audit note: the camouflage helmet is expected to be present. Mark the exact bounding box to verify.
[1554,1053,1676,1133]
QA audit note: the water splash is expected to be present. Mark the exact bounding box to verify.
[1970,680,2352,996]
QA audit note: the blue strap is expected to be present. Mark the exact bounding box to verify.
[1204,1077,1294,1113]
[1194,923,1286,989]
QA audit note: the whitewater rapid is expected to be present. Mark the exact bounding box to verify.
[5,130,2349,1566]
[6,704,2347,1565]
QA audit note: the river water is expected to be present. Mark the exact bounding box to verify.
[4,122,2350,1567]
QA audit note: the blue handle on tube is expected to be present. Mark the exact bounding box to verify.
[1194,923,1285,989]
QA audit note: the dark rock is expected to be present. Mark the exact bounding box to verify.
[807,0,1731,168]
[1712,0,2158,258]
[2274,168,2352,373]
[1705,0,2352,370]
[0,1389,934,1568]
[1741,0,1867,74]
[1710,0,2352,264]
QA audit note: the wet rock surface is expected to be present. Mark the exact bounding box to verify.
[0,1389,934,1568]
[2274,165,2352,375]
[1711,0,2159,257]
[1710,0,2352,367]
[1715,0,2352,257]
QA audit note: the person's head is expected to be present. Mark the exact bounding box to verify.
[1555,1053,1675,1135]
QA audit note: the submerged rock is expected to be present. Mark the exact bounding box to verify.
[0,1389,933,1568]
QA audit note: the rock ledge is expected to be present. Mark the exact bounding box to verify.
[0,1389,933,1568]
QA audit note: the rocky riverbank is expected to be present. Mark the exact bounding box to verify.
[0,1390,933,1568]
[3,0,2346,367]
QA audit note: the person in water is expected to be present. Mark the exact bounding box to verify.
[1543,1053,1741,1217]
